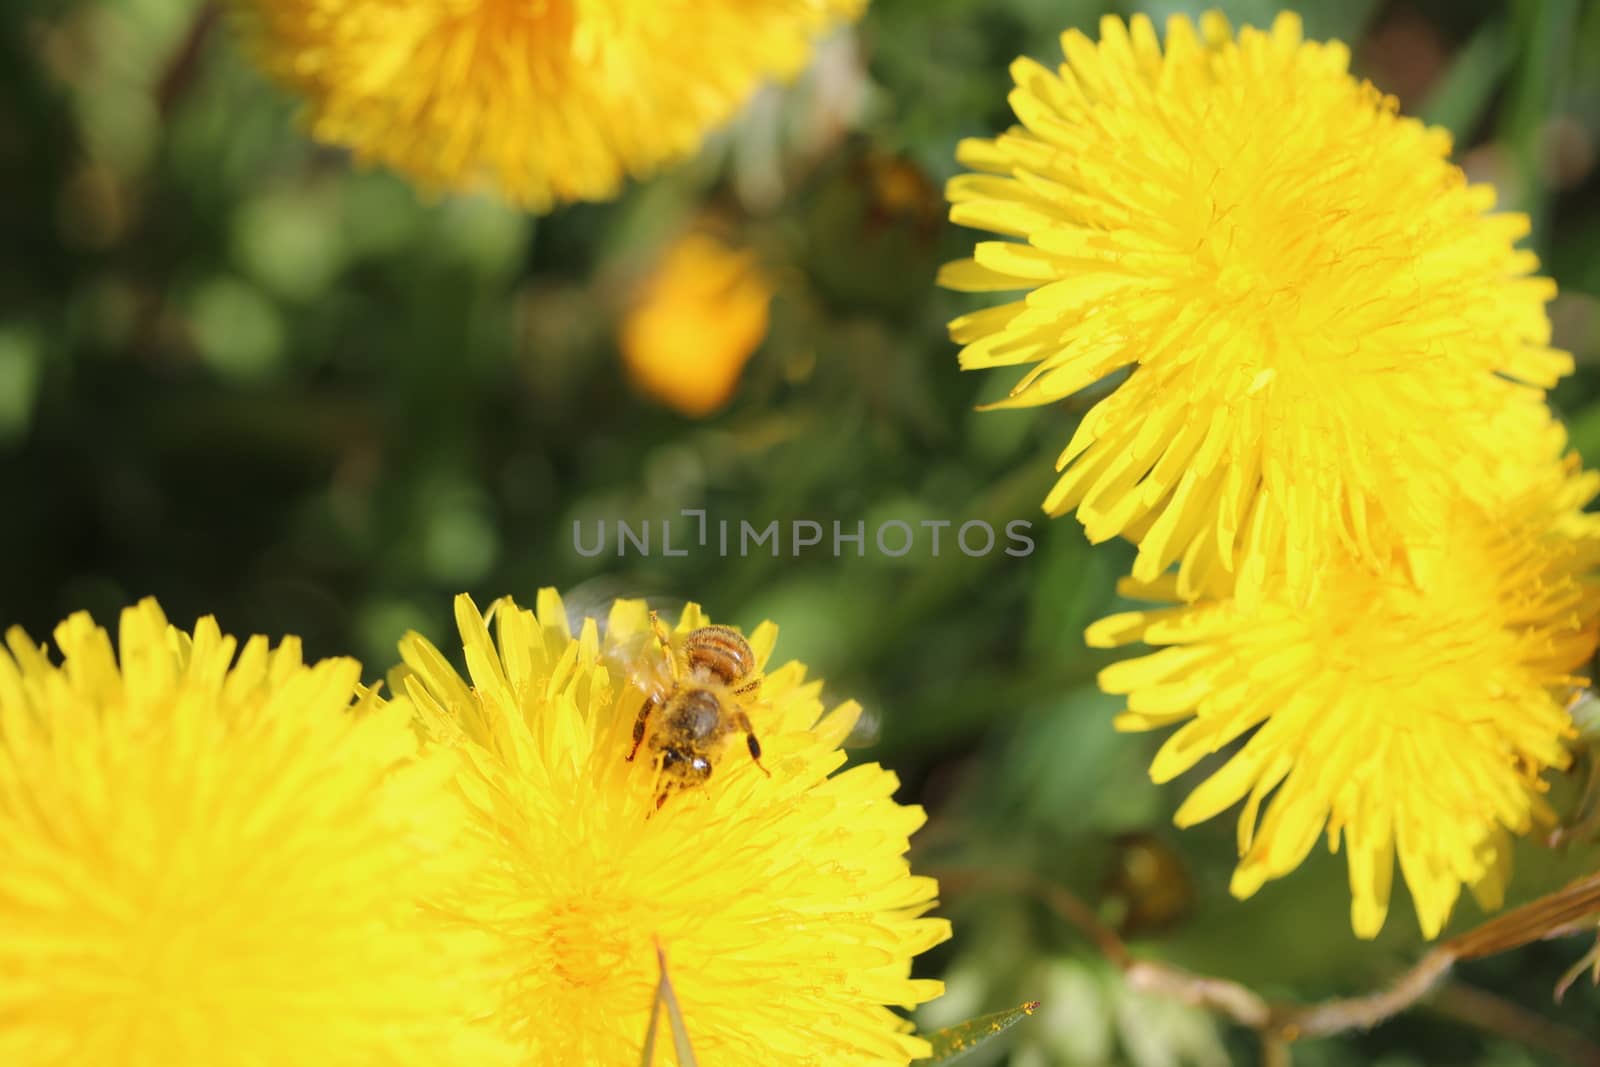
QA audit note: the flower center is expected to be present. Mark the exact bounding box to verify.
[541,897,638,989]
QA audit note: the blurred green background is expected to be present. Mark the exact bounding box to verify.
[5,0,1600,1063]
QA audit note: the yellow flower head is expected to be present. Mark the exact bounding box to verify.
[1087,453,1600,939]
[396,591,949,1065]
[0,600,505,1067]
[234,0,866,209]
[940,11,1566,599]
[622,232,774,417]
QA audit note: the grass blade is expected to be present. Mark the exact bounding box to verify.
[657,945,699,1067]
[640,943,699,1067]
[639,964,666,1067]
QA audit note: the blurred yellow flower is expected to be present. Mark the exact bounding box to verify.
[622,232,774,417]
[0,600,506,1067]
[234,0,866,209]
[940,11,1565,600]
[396,590,949,1065]
[1088,451,1600,939]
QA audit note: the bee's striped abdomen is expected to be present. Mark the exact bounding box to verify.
[683,625,755,686]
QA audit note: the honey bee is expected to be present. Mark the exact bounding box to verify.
[1102,832,1194,937]
[624,612,770,806]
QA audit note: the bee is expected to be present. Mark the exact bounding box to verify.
[1102,832,1194,937]
[624,612,770,806]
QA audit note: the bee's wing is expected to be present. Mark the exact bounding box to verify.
[1572,689,1600,742]
[558,575,693,642]
[598,630,662,691]
[841,704,883,749]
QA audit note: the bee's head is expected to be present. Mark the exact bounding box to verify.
[659,746,713,782]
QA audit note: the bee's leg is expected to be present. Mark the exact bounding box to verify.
[649,611,680,682]
[627,695,659,763]
[733,674,762,700]
[733,710,772,777]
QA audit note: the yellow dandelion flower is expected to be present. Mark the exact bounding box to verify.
[1087,452,1600,939]
[0,600,508,1067]
[940,11,1566,599]
[622,231,774,417]
[395,590,949,1065]
[233,0,866,209]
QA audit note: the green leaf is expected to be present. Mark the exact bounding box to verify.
[913,1001,1041,1065]
[1500,0,1582,250]
[1418,22,1512,140]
